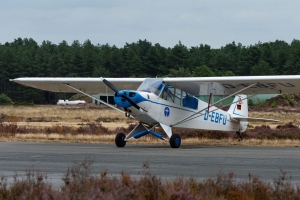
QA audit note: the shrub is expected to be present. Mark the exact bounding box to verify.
[271,101,277,108]
[248,99,254,106]
[13,101,35,106]
[1,161,300,199]
[76,122,110,135]
[0,93,12,105]
[256,98,266,107]
[0,122,18,137]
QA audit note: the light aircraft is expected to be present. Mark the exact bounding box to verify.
[11,75,300,148]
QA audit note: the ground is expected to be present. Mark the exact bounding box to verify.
[1,103,300,146]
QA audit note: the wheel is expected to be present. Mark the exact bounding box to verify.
[236,131,243,141]
[169,134,181,148]
[115,132,126,147]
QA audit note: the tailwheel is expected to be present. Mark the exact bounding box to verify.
[115,132,126,147]
[236,131,243,141]
[169,134,181,148]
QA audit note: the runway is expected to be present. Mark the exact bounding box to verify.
[1,142,300,185]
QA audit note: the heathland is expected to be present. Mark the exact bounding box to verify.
[1,103,300,146]
[1,103,300,199]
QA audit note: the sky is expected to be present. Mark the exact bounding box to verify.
[0,0,299,48]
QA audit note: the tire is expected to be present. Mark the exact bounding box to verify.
[169,134,181,148]
[115,132,126,147]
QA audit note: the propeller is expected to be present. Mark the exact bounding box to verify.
[102,79,119,93]
[102,78,144,111]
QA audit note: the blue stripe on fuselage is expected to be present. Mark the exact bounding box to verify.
[121,92,238,124]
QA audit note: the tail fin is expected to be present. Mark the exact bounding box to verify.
[227,94,248,118]
[227,95,279,133]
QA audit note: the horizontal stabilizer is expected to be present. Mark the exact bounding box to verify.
[231,116,280,122]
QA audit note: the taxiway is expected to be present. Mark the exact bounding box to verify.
[0,142,299,185]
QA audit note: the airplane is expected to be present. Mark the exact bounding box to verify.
[10,75,300,148]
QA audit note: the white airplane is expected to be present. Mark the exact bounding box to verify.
[10,75,300,148]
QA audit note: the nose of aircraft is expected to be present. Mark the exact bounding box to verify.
[114,90,143,108]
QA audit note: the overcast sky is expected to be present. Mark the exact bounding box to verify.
[0,0,299,48]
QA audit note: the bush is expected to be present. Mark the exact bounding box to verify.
[248,99,255,106]
[0,93,12,105]
[1,161,300,199]
[271,101,277,108]
[13,101,35,106]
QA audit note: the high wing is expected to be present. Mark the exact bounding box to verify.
[10,75,300,95]
[11,77,146,94]
[164,75,300,96]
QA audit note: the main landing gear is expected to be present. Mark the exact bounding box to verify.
[169,134,181,148]
[115,133,126,147]
[114,123,181,148]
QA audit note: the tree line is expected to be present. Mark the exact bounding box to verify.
[0,38,299,103]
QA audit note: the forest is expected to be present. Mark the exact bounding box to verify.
[0,38,299,103]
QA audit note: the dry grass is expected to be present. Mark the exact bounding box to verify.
[0,133,165,144]
[1,104,300,147]
[249,106,300,127]
[0,105,126,123]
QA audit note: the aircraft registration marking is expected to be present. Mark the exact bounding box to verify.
[222,82,295,89]
[204,110,227,125]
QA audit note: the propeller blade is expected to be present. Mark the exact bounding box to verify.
[102,79,119,93]
[101,78,146,112]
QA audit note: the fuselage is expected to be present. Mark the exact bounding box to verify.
[114,90,241,132]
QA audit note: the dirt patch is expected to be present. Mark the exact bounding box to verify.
[265,94,300,107]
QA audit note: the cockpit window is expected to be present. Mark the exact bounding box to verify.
[161,84,199,109]
[161,85,182,105]
[137,78,164,96]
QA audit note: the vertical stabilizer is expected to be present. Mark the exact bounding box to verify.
[227,94,248,118]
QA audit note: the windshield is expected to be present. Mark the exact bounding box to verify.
[137,78,164,95]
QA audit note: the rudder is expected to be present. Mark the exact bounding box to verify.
[227,94,248,118]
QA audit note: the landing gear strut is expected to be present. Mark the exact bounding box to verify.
[114,123,180,148]
[115,132,126,147]
[236,131,243,141]
[169,134,181,148]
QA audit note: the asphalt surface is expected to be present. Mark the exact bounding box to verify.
[0,142,300,186]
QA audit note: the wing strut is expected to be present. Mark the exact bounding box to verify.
[176,95,253,125]
[171,82,258,127]
[207,92,212,113]
[63,84,126,114]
